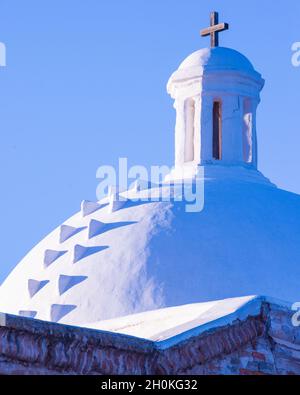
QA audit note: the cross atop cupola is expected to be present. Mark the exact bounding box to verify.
[200,11,229,47]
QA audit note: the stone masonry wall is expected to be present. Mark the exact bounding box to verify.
[0,300,299,375]
[177,302,300,375]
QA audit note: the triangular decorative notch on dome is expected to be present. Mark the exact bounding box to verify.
[28,279,49,298]
[58,275,88,295]
[59,225,87,243]
[107,188,128,213]
[73,244,109,263]
[88,219,136,239]
[130,179,153,193]
[44,249,68,268]
[50,304,76,322]
[19,310,37,319]
[81,200,106,217]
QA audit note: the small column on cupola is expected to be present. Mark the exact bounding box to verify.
[167,12,265,173]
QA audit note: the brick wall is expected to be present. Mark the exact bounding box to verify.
[0,300,299,375]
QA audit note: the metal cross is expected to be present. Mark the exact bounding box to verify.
[200,11,229,48]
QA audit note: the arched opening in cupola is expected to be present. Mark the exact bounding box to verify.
[213,100,222,160]
[184,98,195,162]
[243,99,253,164]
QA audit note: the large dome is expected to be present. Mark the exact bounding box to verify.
[0,166,300,326]
[0,38,297,328]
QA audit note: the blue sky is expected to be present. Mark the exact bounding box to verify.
[0,0,299,282]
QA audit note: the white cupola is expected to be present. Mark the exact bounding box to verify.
[167,14,265,172]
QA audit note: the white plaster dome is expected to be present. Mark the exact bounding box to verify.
[179,47,255,73]
[0,167,300,327]
[167,47,262,95]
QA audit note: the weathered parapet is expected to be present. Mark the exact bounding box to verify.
[162,300,300,375]
[0,299,299,375]
[154,315,265,375]
[0,313,157,375]
[265,301,300,375]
